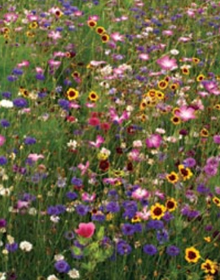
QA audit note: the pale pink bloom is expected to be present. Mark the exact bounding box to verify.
[48,31,62,40]
[53,51,66,57]
[74,11,83,16]
[86,103,95,108]
[162,30,173,36]
[154,190,165,200]
[88,135,104,148]
[14,27,23,32]
[17,60,30,68]
[88,15,99,21]
[202,81,220,95]
[110,32,124,42]
[138,53,149,60]
[121,16,128,21]
[178,36,192,42]
[81,192,96,202]
[148,71,164,77]
[78,161,90,175]
[131,188,150,200]
[90,60,106,67]
[28,154,44,162]
[35,67,44,74]
[136,206,151,220]
[4,12,18,23]
[48,60,61,68]
[186,9,196,17]
[109,107,130,124]
[27,14,38,21]
[75,222,95,238]
[69,102,80,109]
[128,149,141,162]
[175,106,196,121]
[156,55,178,71]
[0,135,6,146]
[146,134,162,149]
[17,200,29,209]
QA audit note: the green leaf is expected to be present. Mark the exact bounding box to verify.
[97,226,105,240]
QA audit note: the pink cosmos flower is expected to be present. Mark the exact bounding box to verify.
[0,135,6,146]
[78,161,90,175]
[146,134,162,149]
[17,60,30,68]
[48,59,61,68]
[28,154,44,162]
[90,60,106,67]
[156,55,178,71]
[110,32,125,42]
[131,188,150,200]
[4,12,19,23]
[109,107,130,124]
[88,135,104,148]
[35,67,44,74]
[88,15,99,21]
[75,222,96,238]
[138,53,150,60]
[136,206,151,220]
[48,31,62,40]
[162,30,173,36]
[175,106,196,121]
[81,192,96,202]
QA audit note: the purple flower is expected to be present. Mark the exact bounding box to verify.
[146,220,164,230]
[1,92,11,99]
[197,184,210,194]
[117,240,132,255]
[213,135,220,144]
[106,201,120,213]
[76,204,89,216]
[183,157,196,168]
[5,243,18,252]
[146,134,162,149]
[166,245,180,256]
[0,119,10,128]
[13,98,28,108]
[121,223,135,235]
[64,231,75,240]
[7,75,18,82]
[0,156,7,165]
[143,244,157,255]
[203,165,218,177]
[206,157,219,167]
[156,229,169,244]
[35,73,45,80]
[54,260,70,273]
[66,191,78,200]
[12,68,23,75]
[24,137,36,145]
[0,219,7,228]
[71,177,82,186]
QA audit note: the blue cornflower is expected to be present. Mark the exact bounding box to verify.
[166,245,180,257]
[121,223,135,236]
[24,137,36,145]
[92,213,105,222]
[47,206,59,216]
[71,177,82,186]
[117,240,132,255]
[5,242,18,252]
[146,220,164,230]
[0,119,10,128]
[56,204,66,215]
[66,191,78,200]
[35,73,45,80]
[143,244,157,255]
[106,201,120,213]
[13,98,28,108]
[0,156,7,165]
[156,229,169,244]
[54,260,70,273]
[196,184,210,194]
[12,68,23,75]
[7,75,18,82]
[76,204,89,216]
[1,92,11,99]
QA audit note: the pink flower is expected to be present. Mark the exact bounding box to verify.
[162,30,173,36]
[81,192,96,202]
[88,135,104,148]
[78,161,90,175]
[88,117,100,126]
[131,188,150,200]
[0,135,6,146]
[75,222,95,238]
[110,32,124,42]
[28,154,44,162]
[146,134,162,149]
[138,53,149,60]
[157,55,178,71]
[175,106,196,121]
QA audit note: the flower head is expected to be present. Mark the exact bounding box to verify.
[75,222,95,238]
[185,247,201,263]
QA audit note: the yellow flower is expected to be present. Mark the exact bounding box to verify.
[165,198,178,212]
[96,26,105,35]
[212,196,220,207]
[87,20,97,28]
[29,21,38,29]
[101,34,110,43]
[88,91,99,102]
[182,67,190,75]
[201,259,217,274]
[185,247,201,263]
[166,172,179,184]
[171,116,181,125]
[204,236,211,243]
[156,91,164,100]
[150,203,166,220]
[200,128,209,137]
[97,152,108,161]
[66,88,79,100]
[131,215,141,223]
[158,80,168,90]
[196,74,205,82]
[178,165,193,181]
[192,57,200,64]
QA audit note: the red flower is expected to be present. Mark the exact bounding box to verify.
[99,160,110,171]
[75,222,95,238]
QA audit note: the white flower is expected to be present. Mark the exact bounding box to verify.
[67,140,78,149]
[28,207,37,215]
[170,49,179,55]
[0,100,13,108]
[47,275,59,280]
[19,241,33,252]
[0,272,6,280]
[68,268,80,279]
[50,215,60,223]
[133,140,142,148]
[54,254,65,261]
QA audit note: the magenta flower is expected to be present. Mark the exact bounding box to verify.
[175,106,196,121]
[27,154,44,162]
[156,55,177,71]
[0,135,6,146]
[110,32,125,42]
[213,135,220,144]
[146,134,162,149]
[75,222,96,238]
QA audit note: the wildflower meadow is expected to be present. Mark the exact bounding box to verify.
[0,0,220,279]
